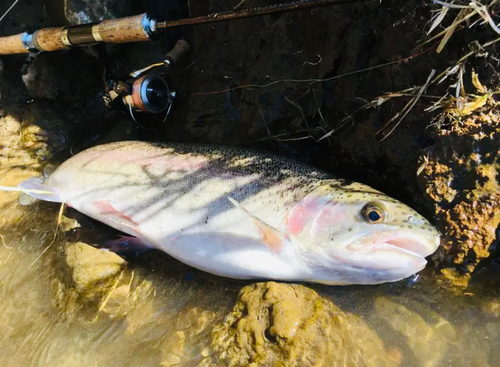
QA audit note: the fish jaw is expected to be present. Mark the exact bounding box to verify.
[342,230,439,283]
[292,230,441,285]
[346,230,441,263]
[300,249,427,286]
[376,231,441,258]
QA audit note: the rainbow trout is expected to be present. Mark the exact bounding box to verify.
[3,141,440,285]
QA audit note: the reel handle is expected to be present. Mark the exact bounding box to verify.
[164,39,190,66]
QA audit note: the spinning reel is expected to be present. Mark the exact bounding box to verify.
[104,39,190,125]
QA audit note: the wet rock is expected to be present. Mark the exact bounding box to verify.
[64,0,133,24]
[0,101,71,163]
[54,237,163,321]
[64,241,126,298]
[374,297,455,367]
[212,282,397,367]
[55,241,131,318]
[160,307,216,366]
[22,51,104,108]
[418,107,500,284]
[374,296,492,367]
[485,321,500,366]
[0,1,49,41]
[483,299,500,319]
[0,1,56,103]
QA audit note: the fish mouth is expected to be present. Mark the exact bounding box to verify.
[377,234,439,259]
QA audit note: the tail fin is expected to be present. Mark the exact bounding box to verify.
[0,177,62,203]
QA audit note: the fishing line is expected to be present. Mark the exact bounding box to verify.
[191,42,440,96]
[0,0,21,23]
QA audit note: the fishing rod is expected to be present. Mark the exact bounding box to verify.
[0,0,358,55]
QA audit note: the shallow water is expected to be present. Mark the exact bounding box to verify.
[1,195,499,367]
[0,118,498,367]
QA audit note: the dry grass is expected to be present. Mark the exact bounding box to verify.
[426,1,500,53]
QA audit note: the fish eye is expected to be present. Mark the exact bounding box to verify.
[361,202,385,224]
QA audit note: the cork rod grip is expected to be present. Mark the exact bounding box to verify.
[34,27,68,51]
[95,13,150,43]
[0,33,29,55]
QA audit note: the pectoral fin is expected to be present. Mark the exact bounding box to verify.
[227,197,287,253]
[92,200,141,233]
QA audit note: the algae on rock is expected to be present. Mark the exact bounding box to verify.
[212,282,398,367]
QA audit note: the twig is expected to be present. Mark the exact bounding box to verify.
[233,0,247,10]
[428,5,449,35]
[0,234,12,249]
[470,1,500,34]
[432,36,500,83]
[432,0,469,9]
[284,96,309,128]
[437,8,469,53]
[28,202,66,269]
[93,270,124,322]
[376,69,436,142]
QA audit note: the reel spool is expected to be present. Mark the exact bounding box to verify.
[126,75,173,114]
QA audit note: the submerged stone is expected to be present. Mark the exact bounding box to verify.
[55,239,153,322]
[373,296,493,367]
[160,307,216,367]
[64,241,126,296]
[55,241,129,318]
[212,282,397,367]
[374,297,454,367]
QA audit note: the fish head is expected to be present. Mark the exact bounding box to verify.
[286,180,441,284]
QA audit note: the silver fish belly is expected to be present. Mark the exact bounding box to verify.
[15,141,441,285]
